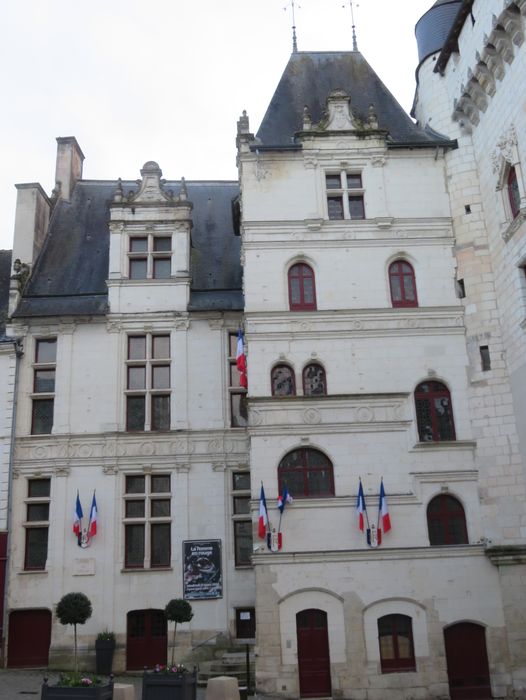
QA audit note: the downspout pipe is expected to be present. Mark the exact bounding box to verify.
[1,337,23,666]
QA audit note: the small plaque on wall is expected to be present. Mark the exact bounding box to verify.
[73,558,95,576]
[183,540,222,600]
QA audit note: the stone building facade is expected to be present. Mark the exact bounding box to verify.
[0,0,525,698]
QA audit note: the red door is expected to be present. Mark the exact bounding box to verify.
[8,609,52,667]
[444,623,492,699]
[296,609,331,698]
[127,609,167,670]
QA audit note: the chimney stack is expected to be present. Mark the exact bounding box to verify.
[55,136,84,201]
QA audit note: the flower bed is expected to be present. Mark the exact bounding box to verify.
[41,674,113,700]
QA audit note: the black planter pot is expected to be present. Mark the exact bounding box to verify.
[95,639,116,675]
[41,679,113,700]
[141,670,197,700]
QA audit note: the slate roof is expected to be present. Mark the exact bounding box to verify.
[256,51,455,148]
[14,180,242,318]
[0,249,12,338]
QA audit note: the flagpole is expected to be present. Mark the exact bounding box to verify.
[377,477,382,530]
[361,478,371,531]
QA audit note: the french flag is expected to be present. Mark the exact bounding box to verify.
[356,481,366,532]
[277,486,293,513]
[258,485,268,539]
[73,492,83,537]
[379,480,391,533]
[236,329,248,389]
[88,492,98,538]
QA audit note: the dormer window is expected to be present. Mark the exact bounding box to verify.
[326,172,365,220]
[128,235,172,279]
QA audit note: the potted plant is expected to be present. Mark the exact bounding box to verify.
[42,673,113,699]
[141,665,196,700]
[165,599,193,666]
[95,631,116,675]
[56,592,93,672]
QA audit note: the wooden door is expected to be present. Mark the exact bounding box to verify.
[8,609,51,667]
[296,609,331,698]
[127,609,167,670]
[444,622,492,699]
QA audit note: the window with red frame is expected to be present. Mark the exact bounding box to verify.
[508,166,521,219]
[278,448,334,497]
[303,363,327,396]
[389,261,418,308]
[427,494,468,545]
[288,263,317,311]
[415,381,456,442]
[271,364,296,396]
[378,615,416,673]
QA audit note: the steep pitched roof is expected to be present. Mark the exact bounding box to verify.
[256,51,453,148]
[14,180,242,318]
[0,249,12,338]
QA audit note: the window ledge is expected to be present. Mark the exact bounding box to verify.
[411,440,476,452]
[19,569,48,575]
[121,567,173,574]
[501,208,526,242]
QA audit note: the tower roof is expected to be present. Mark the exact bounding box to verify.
[255,51,452,149]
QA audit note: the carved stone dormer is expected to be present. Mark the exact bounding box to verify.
[323,90,359,131]
[130,161,173,204]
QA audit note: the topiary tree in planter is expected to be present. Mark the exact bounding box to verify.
[56,592,92,672]
[165,599,193,666]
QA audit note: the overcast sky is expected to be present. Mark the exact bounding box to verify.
[0,0,433,250]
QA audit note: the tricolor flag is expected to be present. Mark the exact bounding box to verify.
[356,480,366,532]
[236,329,248,389]
[258,484,268,539]
[73,492,83,538]
[277,486,293,513]
[379,480,391,533]
[88,492,98,538]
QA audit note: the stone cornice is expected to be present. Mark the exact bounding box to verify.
[485,545,526,566]
[13,430,248,469]
[248,393,410,433]
[245,307,465,339]
[252,544,485,565]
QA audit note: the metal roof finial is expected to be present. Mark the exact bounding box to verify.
[285,0,299,53]
[349,0,358,51]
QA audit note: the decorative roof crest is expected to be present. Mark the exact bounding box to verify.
[322,90,359,131]
[130,161,172,203]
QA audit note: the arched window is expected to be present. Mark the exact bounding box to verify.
[288,263,317,311]
[303,363,327,396]
[389,260,418,308]
[378,614,416,673]
[278,448,334,498]
[508,166,521,219]
[271,364,296,396]
[415,381,456,442]
[427,494,468,545]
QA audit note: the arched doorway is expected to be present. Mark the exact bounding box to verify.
[127,609,167,670]
[296,609,331,698]
[8,609,52,667]
[444,622,491,699]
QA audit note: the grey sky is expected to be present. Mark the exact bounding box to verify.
[0,0,433,250]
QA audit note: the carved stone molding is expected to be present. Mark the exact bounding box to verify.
[102,466,118,475]
[492,124,518,173]
[53,467,71,477]
[303,408,321,425]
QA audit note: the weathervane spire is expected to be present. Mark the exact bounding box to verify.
[286,0,298,53]
[349,0,358,51]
